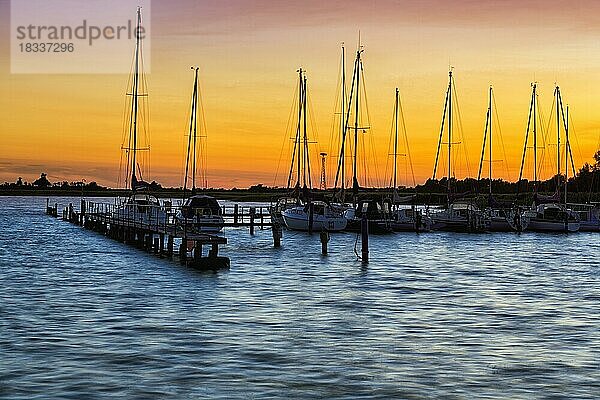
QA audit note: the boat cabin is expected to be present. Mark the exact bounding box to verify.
[181,195,222,219]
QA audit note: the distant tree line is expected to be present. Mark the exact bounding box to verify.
[2,150,600,201]
[414,150,600,198]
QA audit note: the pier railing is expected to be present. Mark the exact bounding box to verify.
[57,199,274,237]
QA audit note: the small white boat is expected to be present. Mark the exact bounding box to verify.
[391,206,432,232]
[485,207,530,232]
[177,195,224,233]
[571,204,600,232]
[525,203,580,233]
[113,193,167,227]
[282,201,347,232]
[431,202,487,232]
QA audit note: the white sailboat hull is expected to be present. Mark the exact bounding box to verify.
[431,205,486,233]
[525,204,580,233]
[282,208,347,232]
[486,209,530,232]
[391,210,432,232]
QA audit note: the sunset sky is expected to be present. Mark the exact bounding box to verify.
[1,0,600,188]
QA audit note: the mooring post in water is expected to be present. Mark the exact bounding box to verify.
[250,207,256,235]
[147,234,153,252]
[209,243,218,257]
[54,203,57,217]
[308,202,314,235]
[320,230,329,255]
[68,203,73,222]
[233,204,239,226]
[139,231,145,249]
[179,241,187,264]
[194,241,202,261]
[153,237,160,254]
[159,234,165,256]
[272,221,282,247]
[80,199,86,226]
[167,235,174,258]
[361,215,369,263]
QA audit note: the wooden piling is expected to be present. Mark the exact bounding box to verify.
[153,237,160,254]
[272,221,282,247]
[159,233,165,256]
[167,235,174,258]
[250,207,256,235]
[233,204,239,226]
[361,215,369,263]
[194,241,202,261]
[308,202,314,235]
[137,230,145,249]
[80,199,86,225]
[320,230,329,255]
[209,243,218,257]
[179,241,187,264]
[146,234,153,252]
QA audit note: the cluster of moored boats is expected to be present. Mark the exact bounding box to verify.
[270,195,599,234]
[110,10,598,236]
[268,44,599,235]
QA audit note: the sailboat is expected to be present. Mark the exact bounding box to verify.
[176,67,224,233]
[520,84,579,232]
[280,69,347,232]
[573,204,600,231]
[328,43,354,215]
[569,128,600,231]
[270,67,310,226]
[113,8,165,226]
[430,70,486,232]
[335,44,391,234]
[387,88,432,232]
[477,86,529,232]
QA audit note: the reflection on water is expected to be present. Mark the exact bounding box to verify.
[1,196,599,398]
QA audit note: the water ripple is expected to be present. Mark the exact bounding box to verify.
[1,196,599,398]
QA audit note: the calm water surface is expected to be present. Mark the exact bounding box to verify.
[1,196,599,399]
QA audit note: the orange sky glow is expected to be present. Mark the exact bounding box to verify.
[1,0,600,188]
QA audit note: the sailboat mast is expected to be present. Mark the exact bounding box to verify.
[130,7,142,190]
[533,83,538,190]
[341,44,346,192]
[565,105,569,205]
[192,67,199,192]
[488,86,493,196]
[393,88,399,190]
[296,68,303,190]
[447,71,453,196]
[556,86,561,195]
[302,76,308,189]
[183,67,198,194]
[352,49,361,195]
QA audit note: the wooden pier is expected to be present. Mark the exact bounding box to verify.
[45,199,280,271]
